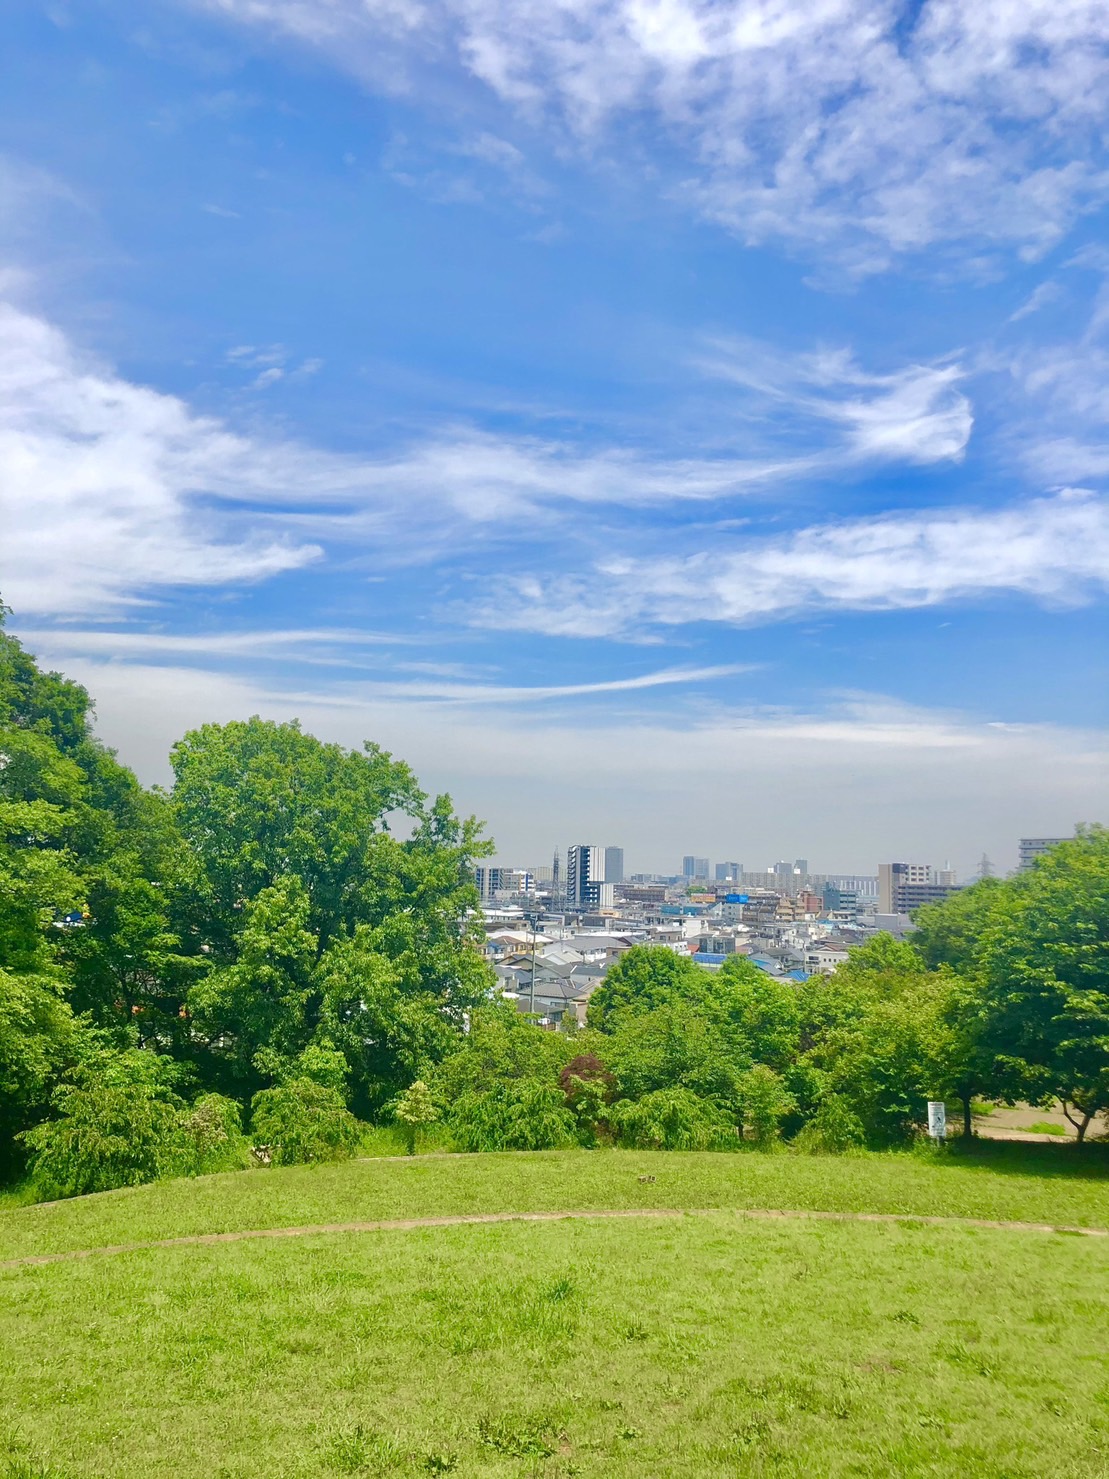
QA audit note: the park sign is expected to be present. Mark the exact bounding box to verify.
[927,1101,947,1140]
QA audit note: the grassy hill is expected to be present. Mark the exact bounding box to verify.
[2,1146,1108,1479]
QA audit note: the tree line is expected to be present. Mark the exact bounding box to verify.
[1,608,1106,1198]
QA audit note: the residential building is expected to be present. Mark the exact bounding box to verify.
[566,844,604,907]
[878,861,960,914]
[1018,837,1069,871]
[604,846,625,885]
[822,883,858,916]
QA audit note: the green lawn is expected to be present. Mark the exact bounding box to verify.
[1,1142,1108,1265]
[2,1147,1108,1478]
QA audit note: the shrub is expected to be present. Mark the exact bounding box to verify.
[250,1077,363,1165]
[610,1087,736,1151]
[559,1054,614,1144]
[392,1079,439,1155]
[184,1093,251,1174]
[792,1095,866,1154]
[20,1056,193,1198]
[449,1078,577,1151]
[738,1065,794,1147]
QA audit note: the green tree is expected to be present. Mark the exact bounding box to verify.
[974,828,1109,1139]
[183,1093,251,1174]
[392,1079,439,1155]
[318,930,477,1118]
[170,717,488,955]
[188,879,320,1091]
[738,1065,794,1146]
[0,970,78,1175]
[911,877,1003,972]
[792,1095,866,1154]
[715,956,801,1069]
[602,1000,747,1110]
[586,946,707,1029]
[431,1003,575,1106]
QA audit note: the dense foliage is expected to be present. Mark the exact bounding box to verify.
[1,604,1106,1199]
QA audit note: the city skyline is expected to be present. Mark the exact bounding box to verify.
[1,3,1106,869]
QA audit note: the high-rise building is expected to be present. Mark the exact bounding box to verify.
[682,855,710,880]
[878,862,960,914]
[567,844,603,906]
[1018,837,1069,871]
[604,846,624,885]
[794,859,809,876]
[475,866,531,900]
[715,861,742,881]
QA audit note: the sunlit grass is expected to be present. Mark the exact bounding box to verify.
[1,1141,1106,1266]
[2,1210,1107,1478]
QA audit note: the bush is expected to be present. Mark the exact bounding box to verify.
[20,1056,193,1198]
[184,1093,252,1174]
[250,1077,364,1165]
[559,1054,615,1145]
[738,1065,794,1147]
[449,1078,578,1151]
[610,1088,736,1151]
[791,1095,866,1154]
[391,1079,439,1155]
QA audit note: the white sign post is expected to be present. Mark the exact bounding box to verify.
[927,1100,947,1141]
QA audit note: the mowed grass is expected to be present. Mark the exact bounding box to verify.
[1,1142,1108,1264]
[2,1211,1109,1479]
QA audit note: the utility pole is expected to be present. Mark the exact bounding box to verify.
[528,911,538,1016]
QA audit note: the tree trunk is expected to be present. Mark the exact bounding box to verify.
[1060,1100,1093,1142]
[961,1095,973,1141]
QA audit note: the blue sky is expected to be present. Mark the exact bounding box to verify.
[2,0,1107,875]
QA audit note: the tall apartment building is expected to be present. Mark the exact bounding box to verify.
[475,866,532,900]
[567,844,604,906]
[604,846,625,885]
[1018,837,1069,871]
[683,855,710,880]
[878,861,960,914]
[715,861,742,881]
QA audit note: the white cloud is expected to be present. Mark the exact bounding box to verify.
[699,339,972,463]
[487,491,1109,635]
[1007,281,1062,324]
[184,0,1109,265]
[0,292,978,615]
[15,624,747,699]
[36,649,1109,875]
[0,300,330,615]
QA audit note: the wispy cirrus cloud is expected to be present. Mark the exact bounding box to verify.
[15,624,746,703]
[486,491,1109,636]
[184,0,1109,267]
[0,290,974,614]
[697,339,972,463]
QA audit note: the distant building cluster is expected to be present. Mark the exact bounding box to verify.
[471,833,1078,1029]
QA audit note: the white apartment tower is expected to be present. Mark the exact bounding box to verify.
[567,844,604,906]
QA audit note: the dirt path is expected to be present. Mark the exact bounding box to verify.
[2,1205,1107,1271]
